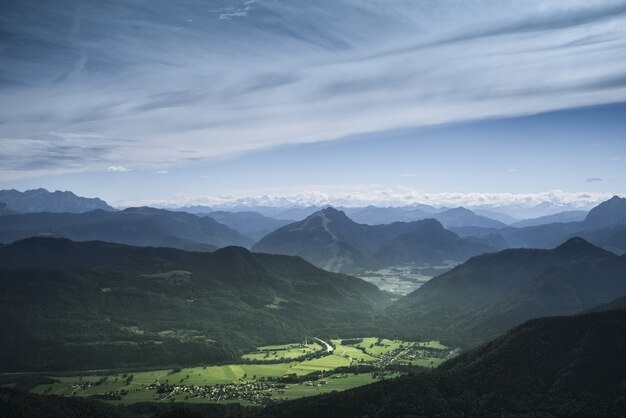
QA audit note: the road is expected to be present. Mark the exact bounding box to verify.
[313,337,334,353]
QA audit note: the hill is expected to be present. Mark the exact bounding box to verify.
[252,208,492,273]
[0,207,254,250]
[0,238,390,372]
[390,237,622,345]
[0,188,114,213]
[584,195,626,228]
[260,309,626,418]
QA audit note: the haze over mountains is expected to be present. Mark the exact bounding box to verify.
[203,211,291,241]
[0,189,625,417]
[0,207,253,251]
[0,189,114,213]
[452,195,626,254]
[1,189,625,272]
[3,0,626,414]
[252,207,493,273]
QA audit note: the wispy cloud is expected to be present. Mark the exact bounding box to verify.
[1,0,626,179]
[107,166,130,172]
[585,177,603,182]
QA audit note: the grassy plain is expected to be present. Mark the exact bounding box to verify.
[30,337,455,405]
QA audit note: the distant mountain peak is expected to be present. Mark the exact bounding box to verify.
[311,206,351,222]
[554,236,614,258]
[0,188,114,213]
[447,206,474,215]
[556,236,593,250]
[213,245,251,255]
[584,195,626,227]
[417,217,446,231]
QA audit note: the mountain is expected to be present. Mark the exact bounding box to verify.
[584,195,626,228]
[342,206,505,228]
[262,310,626,418]
[174,205,214,214]
[0,207,254,250]
[0,188,115,213]
[252,207,376,273]
[252,208,492,273]
[390,237,621,345]
[0,202,17,216]
[344,205,435,225]
[373,219,493,266]
[0,237,390,372]
[205,211,291,241]
[511,210,588,227]
[472,208,519,224]
[431,207,507,228]
[273,206,324,221]
[451,196,626,254]
[586,295,626,313]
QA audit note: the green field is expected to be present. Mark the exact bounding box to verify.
[331,339,378,362]
[30,337,456,406]
[242,342,323,361]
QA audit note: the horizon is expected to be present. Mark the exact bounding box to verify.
[2,2,626,415]
[1,1,625,212]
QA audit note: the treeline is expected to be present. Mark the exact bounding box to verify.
[0,339,235,373]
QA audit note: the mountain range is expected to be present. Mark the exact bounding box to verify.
[390,237,626,345]
[0,189,115,213]
[452,195,626,253]
[342,205,507,228]
[252,207,493,273]
[0,237,389,372]
[0,207,253,250]
[510,210,588,227]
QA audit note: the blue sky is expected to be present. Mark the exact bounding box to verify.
[1,1,625,210]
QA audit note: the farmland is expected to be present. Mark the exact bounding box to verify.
[358,262,457,295]
[30,338,456,406]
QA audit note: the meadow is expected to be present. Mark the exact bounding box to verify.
[30,338,454,405]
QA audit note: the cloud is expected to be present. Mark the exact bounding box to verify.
[112,189,618,215]
[1,0,626,178]
[107,166,130,172]
[507,169,520,173]
[585,177,603,182]
[155,170,168,174]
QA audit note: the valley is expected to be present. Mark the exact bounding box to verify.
[29,338,455,406]
[2,0,626,415]
[358,262,457,296]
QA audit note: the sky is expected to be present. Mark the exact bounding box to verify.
[1,0,625,212]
